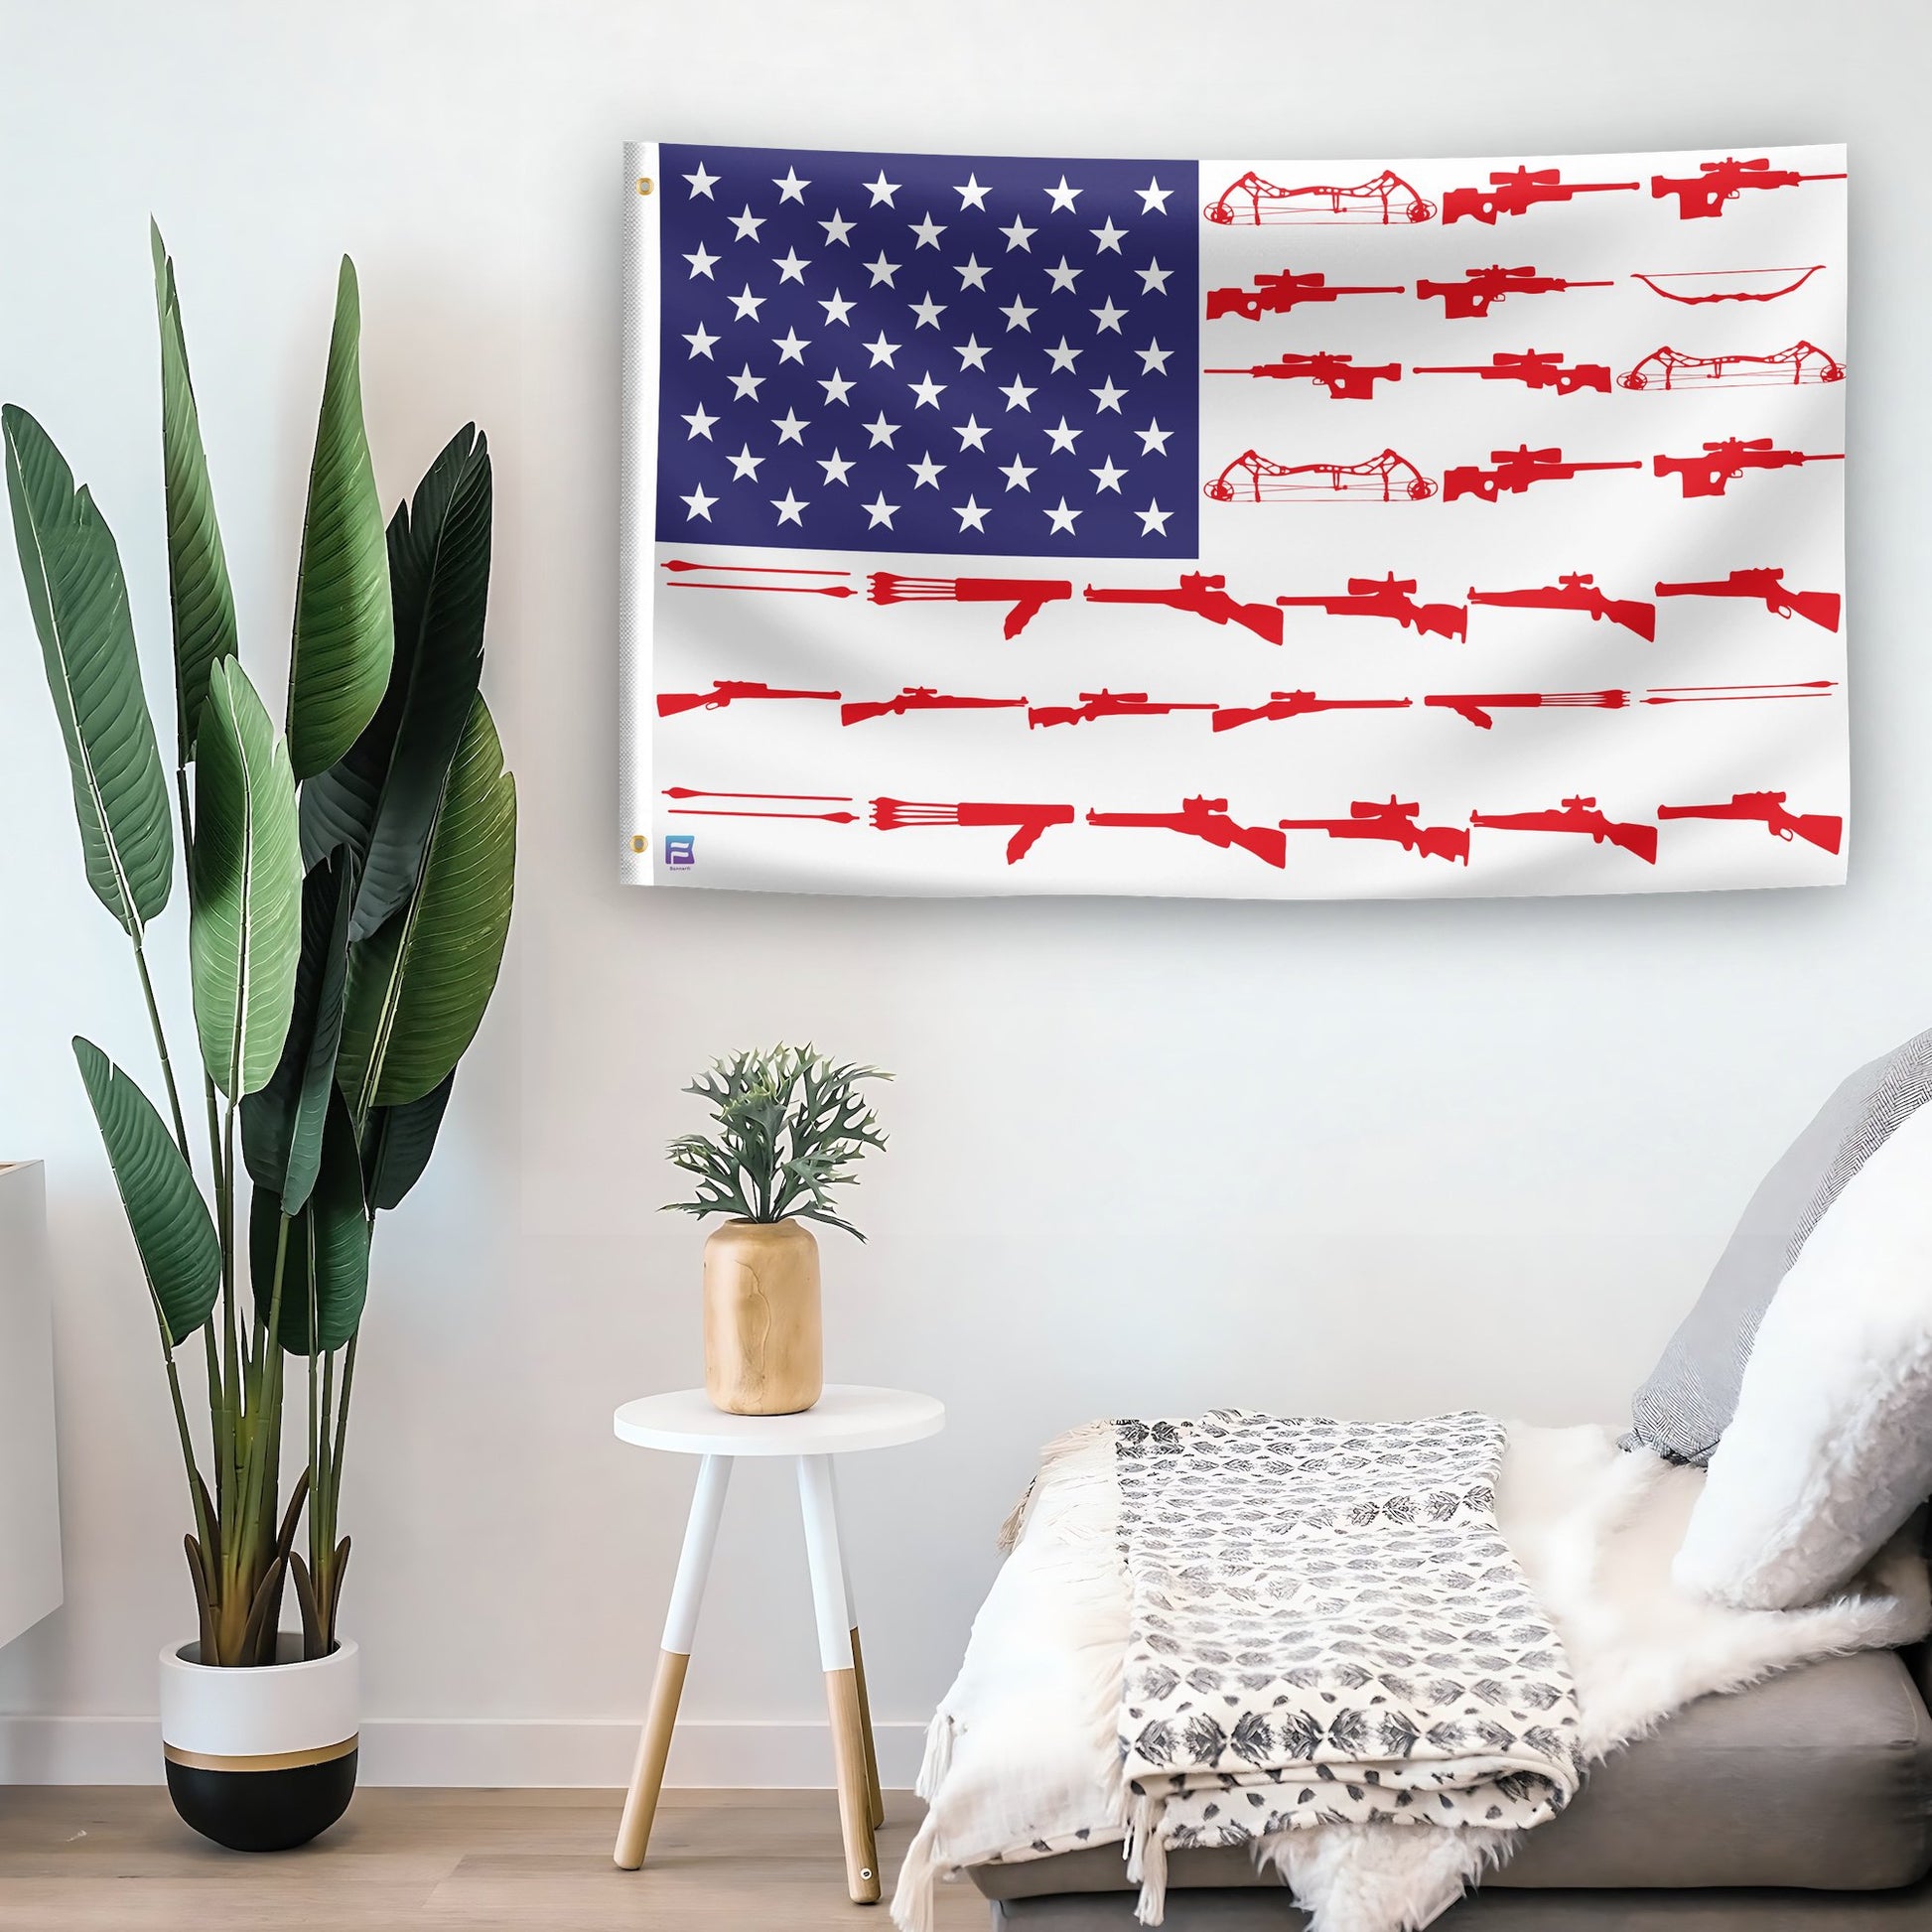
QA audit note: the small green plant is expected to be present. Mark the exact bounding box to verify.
[664,1045,890,1239]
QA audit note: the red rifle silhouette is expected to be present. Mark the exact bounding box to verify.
[1467,573,1655,640]
[1028,690,1218,729]
[1651,156,1848,221]
[1203,170,1437,225]
[1427,690,1630,729]
[1086,796,1287,870]
[869,797,1073,864]
[1204,269,1405,322]
[1415,265,1613,319]
[1469,795,1658,863]
[1411,349,1612,395]
[1277,573,1466,641]
[1654,568,1841,632]
[1202,351,1401,399]
[1279,796,1470,865]
[1443,167,1640,225]
[1446,446,1642,503]
[1656,790,1843,854]
[1084,574,1284,645]
[1204,449,1437,503]
[1619,342,1843,391]
[657,679,841,718]
[867,572,1072,639]
[840,686,1029,726]
[1652,438,1845,499]
[1211,691,1413,732]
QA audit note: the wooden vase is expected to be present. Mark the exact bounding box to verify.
[702,1219,823,1416]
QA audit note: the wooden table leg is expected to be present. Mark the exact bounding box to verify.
[614,1453,733,1869]
[797,1453,881,1903]
[829,1461,885,1830]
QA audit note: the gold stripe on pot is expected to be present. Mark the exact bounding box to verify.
[163,1735,358,1774]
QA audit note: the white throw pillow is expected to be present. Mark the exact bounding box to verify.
[1673,1098,1932,1610]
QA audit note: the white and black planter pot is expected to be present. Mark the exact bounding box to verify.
[159,1636,358,1852]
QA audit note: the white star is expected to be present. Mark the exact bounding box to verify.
[864,331,900,367]
[770,487,807,525]
[1136,177,1173,214]
[953,414,991,451]
[819,367,856,405]
[864,411,899,447]
[773,167,810,204]
[771,328,809,364]
[909,291,946,329]
[908,370,947,408]
[1089,376,1127,413]
[954,253,992,292]
[1044,416,1081,454]
[1136,339,1173,375]
[909,211,946,249]
[728,207,764,241]
[683,322,719,358]
[953,494,991,532]
[819,288,856,326]
[1135,418,1173,456]
[1135,499,1173,536]
[1089,457,1127,493]
[727,444,762,480]
[819,209,855,246]
[865,250,900,287]
[682,403,718,440]
[818,448,855,485]
[1089,217,1127,253]
[1000,454,1035,491]
[954,334,992,371]
[771,407,809,445]
[728,363,763,400]
[1001,215,1035,251]
[1043,175,1081,212]
[1044,496,1081,533]
[1089,297,1126,334]
[683,242,719,279]
[1136,258,1173,295]
[863,491,898,528]
[728,284,765,321]
[864,171,899,207]
[1044,256,1081,293]
[954,173,991,210]
[682,162,719,199]
[1000,295,1035,332]
[772,247,809,285]
[1043,337,1081,373]
[907,450,946,488]
[680,484,716,521]
[999,374,1036,411]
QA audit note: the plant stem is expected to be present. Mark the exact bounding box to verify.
[129,937,191,1169]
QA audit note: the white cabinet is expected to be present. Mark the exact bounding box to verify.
[0,1163,62,1648]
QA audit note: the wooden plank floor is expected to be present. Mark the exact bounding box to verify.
[0,1787,987,1930]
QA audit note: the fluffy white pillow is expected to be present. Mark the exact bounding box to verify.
[1673,1098,1932,1610]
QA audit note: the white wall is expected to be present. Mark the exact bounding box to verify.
[1,0,1927,1786]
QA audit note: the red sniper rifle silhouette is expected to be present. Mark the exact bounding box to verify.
[840,686,1029,726]
[657,679,841,717]
[1202,351,1402,399]
[1279,797,1470,865]
[868,572,1071,638]
[1411,349,1612,396]
[1619,342,1844,390]
[1415,265,1614,319]
[1654,568,1841,631]
[1652,438,1845,499]
[1083,574,1284,644]
[1467,573,1655,640]
[1443,167,1640,224]
[1655,792,1843,854]
[1085,796,1287,869]
[1027,691,1219,729]
[1211,692,1413,732]
[1426,690,1629,730]
[1203,170,1437,225]
[1446,446,1642,503]
[1469,795,1659,864]
[1650,156,1847,220]
[1204,269,1406,322]
[869,797,1074,865]
[1277,573,1466,641]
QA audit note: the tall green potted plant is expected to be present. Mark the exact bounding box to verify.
[4,226,514,1851]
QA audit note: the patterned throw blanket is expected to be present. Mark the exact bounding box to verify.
[1114,1412,1584,1916]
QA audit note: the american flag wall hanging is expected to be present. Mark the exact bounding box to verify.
[618,140,1848,899]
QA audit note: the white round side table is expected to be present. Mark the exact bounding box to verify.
[610,1384,945,1903]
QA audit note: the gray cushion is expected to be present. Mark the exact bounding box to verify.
[1625,1028,1932,1464]
[970,1650,1932,1900]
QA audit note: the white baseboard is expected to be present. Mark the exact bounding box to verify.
[0,1715,928,1788]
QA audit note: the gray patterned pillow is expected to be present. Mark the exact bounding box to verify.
[1624,1026,1932,1464]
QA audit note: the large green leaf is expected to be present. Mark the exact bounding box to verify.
[361,1070,455,1211]
[250,1088,369,1355]
[241,848,354,1212]
[301,426,490,940]
[3,405,174,936]
[287,258,392,780]
[73,1036,219,1347]
[151,223,237,762]
[338,694,514,1113]
[190,658,303,1098]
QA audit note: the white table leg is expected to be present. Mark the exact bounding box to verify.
[614,1453,733,1869]
[828,1461,885,1830]
[798,1453,881,1903]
